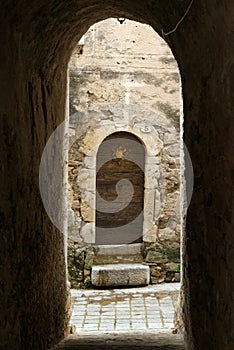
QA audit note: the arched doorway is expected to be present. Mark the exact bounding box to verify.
[96,131,145,245]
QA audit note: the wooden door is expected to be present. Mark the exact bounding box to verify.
[96,132,145,245]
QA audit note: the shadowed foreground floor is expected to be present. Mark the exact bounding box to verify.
[53,333,185,350]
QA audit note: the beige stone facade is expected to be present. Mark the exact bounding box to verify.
[67,18,181,287]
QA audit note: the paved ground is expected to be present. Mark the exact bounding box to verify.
[53,283,185,350]
[70,283,180,333]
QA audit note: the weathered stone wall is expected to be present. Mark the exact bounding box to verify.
[0,6,71,349]
[1,1,234,350]
[67,18,181,287]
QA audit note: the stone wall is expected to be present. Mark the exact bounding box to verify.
[67,18,181,287]
[1,1,234,349]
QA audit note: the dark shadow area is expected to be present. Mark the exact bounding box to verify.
[54,334,184,350]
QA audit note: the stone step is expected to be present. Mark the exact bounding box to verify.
[91,263,150,287]
[93,254,143,265]
[95,243,142,256]
[93,243,143,265]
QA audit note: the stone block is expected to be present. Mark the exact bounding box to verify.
[143,189,155,219]
[96,243,142,255]
[144,162,161,189]
[144,247,167,263]
[158,227,178,241]
[143,225,157,243]
[80,223,95,243]
[166,143,180,158]
[80,190,95,221]
[162,242,180,261]
[84,249,95,269]
[77,168,95,191]
[91,263,150,286]
[150,265,162,277]
[165,262,179,271]
[164,131,179,146]
[83,155,96,169]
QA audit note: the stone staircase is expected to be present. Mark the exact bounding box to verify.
[91,244,150,287]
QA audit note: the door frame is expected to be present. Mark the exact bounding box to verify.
[77,121,164,245]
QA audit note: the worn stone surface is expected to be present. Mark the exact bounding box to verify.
[54,333,184,350]
[93,254,143,266]
[67,18,181,288]
[68,20,181,246]
[1,1,234,350]
[96,243,142,256]
[91,264,150,286]
[69,284,180,333]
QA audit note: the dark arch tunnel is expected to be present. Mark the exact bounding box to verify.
[0,1,234,350]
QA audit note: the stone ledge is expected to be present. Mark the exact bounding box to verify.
[91,263,150,287]
[96,243,142,256]
[54,333,184,349]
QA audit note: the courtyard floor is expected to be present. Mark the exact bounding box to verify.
[69,283,180,333]
[53,283,184,349]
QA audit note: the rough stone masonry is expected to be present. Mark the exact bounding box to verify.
[67,18,181,288]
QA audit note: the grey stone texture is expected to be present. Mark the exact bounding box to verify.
[55,284,183,349]
[91,263,150,286]
[1,1,233,350]
[67,19,181,288]
[69,283,179,332]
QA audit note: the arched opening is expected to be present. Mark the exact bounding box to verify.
[66,17,183,345]
[2,2,232,350]
[67,18,182,290]
[96,131,145,245]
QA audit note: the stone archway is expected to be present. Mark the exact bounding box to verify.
[67,19,182,292]
[1,2,234,350]
[96,131,145,245]
[70,113,165,246]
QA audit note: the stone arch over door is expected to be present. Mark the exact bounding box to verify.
[95,131,145,245]
[77,115,164,245]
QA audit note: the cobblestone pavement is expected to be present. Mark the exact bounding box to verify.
[69,283,180,334]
